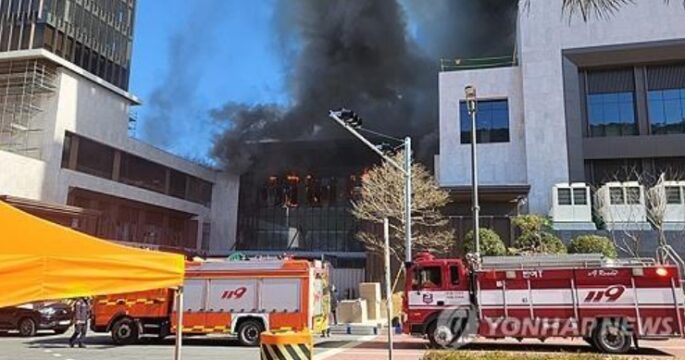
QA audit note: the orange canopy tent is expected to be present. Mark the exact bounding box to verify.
[0,200,185,308]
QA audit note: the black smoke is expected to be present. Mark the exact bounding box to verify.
[211,0,518,175]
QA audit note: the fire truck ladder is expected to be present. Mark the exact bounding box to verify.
[480,254,606,270]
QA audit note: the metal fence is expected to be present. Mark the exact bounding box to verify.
[237,207,515,253]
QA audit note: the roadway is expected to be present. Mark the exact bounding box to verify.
[3,331,685,359]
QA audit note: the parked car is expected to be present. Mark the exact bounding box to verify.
[0,302,73,336]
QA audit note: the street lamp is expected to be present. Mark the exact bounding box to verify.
[329,108,411,360]
[328,108,413,264]
[465,85,481,262]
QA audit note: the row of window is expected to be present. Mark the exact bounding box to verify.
[585,64,685,138]
[556,184,685,206]
[61,132,213,206]
[258,174,362,208]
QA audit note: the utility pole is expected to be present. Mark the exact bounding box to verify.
[465,85,481,261]
[328,109,413,263]
[403,136,412,263]
[383,217,394,360]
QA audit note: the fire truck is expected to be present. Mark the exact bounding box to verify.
[92,258,330,346]
[404,252,685,354]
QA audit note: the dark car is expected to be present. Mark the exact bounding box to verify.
[0,302,73,337]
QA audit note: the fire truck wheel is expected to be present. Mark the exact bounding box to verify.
[426,321,452,349]
[237,320,264,347]
[111,317,140,345]
[592,319,632,354]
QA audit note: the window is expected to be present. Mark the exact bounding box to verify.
[460,99,510,144]
[61,132,73,169]
[413,266,442,290]
[186,176,213,207]
[557,188,572,205]
[586,69,637,137]
[666,186,682,205]
[119,153,166,193]
[450,266,460,286]
[647,64,685,135]
[573,188,588,205]
[609,187,624,205]
[648,89,685,135]
[626,187,641,205]
[75,136,114,179]
[169,170,188,199]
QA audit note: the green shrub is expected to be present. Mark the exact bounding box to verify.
[568,235,617,258]
[512,215,566,255]
[514,232,567,255]
[463,228,506,256]
[423,351,616,360]
[512,214,551,234]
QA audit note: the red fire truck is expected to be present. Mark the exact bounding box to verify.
[92,258,330,346]
[404,252,685,354]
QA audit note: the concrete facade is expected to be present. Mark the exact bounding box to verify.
[438,0,685,214]
[0,50,239,254]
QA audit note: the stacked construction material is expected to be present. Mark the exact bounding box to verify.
[359,282,381,321]
[337,299,368,324]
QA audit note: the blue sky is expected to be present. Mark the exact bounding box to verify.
[129,0,289,159]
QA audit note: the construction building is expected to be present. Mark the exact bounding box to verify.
[438,0,685,218]
[0,0,239,255]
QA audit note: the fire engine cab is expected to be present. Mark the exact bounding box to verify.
[92,258,330,346]
[404,252,685,354]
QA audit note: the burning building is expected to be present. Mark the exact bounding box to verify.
[209,0,519,290]
[234,139,380,263]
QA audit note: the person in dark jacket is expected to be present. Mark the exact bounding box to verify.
[69,298,89,348]
[329,285,338,325]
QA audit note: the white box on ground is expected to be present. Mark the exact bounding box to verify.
[337,299,368,324]
[359,282,381,320]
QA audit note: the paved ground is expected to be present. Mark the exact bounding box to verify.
[4,331,685,359]
[322,334,685,360]
[0,331,371,360]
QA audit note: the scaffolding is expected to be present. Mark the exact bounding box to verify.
[0,59,58,158]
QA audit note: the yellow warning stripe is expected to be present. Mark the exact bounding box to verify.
[97,298,166,306]
[180,325,230,333]
[261,343,312,360]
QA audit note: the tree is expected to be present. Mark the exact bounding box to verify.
[592,170,679,258]
[646,174,669,248]
[463,228,507,256]
[512,215,567,255]
[568,235,618,258]
[522,0,684,21]
[351,151,454,286]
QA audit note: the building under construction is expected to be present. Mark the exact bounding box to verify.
[0,0,240,256]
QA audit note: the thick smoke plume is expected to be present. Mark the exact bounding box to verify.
[211,0,518,175]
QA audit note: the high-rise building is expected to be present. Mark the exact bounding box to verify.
[0,0,134,89]
[0,0,240,255]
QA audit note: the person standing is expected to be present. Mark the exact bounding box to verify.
[69,298,89,348]
[329,285,338,326]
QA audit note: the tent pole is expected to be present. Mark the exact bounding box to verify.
[174,286,184,360]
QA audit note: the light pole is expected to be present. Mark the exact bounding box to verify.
[465,85,481,261]
[328,109,413,264]
[383,217,394,360]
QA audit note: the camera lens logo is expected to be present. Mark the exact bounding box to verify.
[431,305,479,349]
